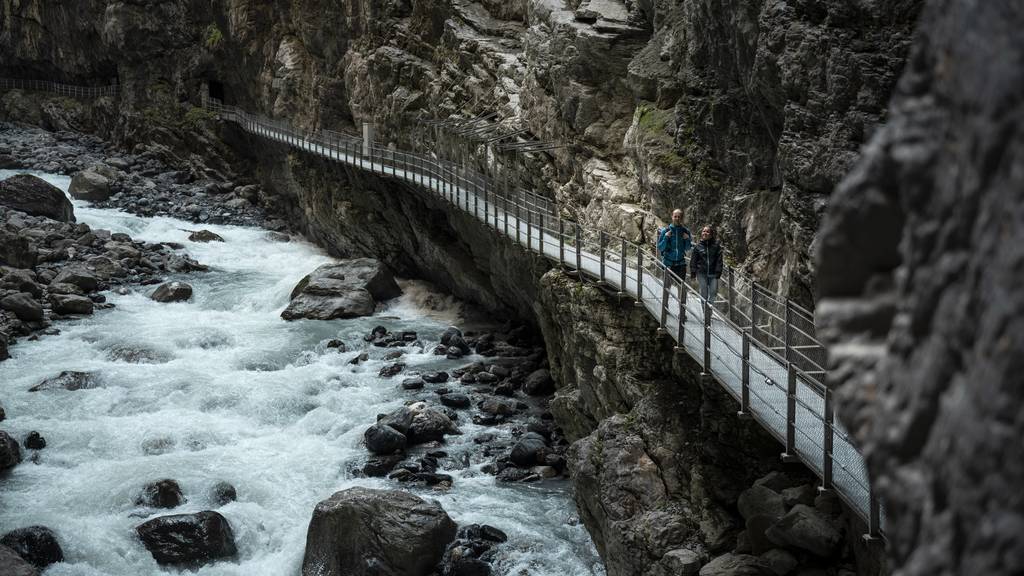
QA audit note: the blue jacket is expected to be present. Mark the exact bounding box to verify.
[657,224,691,266]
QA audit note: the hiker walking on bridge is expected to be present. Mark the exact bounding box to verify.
[657,209,692,279]
[691,224,723,305]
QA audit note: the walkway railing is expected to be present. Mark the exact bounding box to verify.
[0,78,119,98]
[0,78,883,539]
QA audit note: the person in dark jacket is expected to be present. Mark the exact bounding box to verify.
[657,209,692,279]
[691,224,724,304]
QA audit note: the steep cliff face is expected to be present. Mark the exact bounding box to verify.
[816,2,1024,575]
[1,0,921,304]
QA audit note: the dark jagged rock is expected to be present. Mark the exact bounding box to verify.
[522,369,553,396]
[48,293,94,315]
[509,432,547,467]
[0,174,74,222]
[0,544,37,576]
[439,392,471,409]
[68,168,111,201]
[401,377,424,390]
[422,371,449,384]
[282,259,401,321]
[301,487,456,576]
[0,431,21,470]
[23,432,45,450]
[150,281,193,303]
[0,293,43,322]
[51,267,99,292]
[814,3,1024,574]
[378,363,405,378]
[135,511,237,565]
[188,229,224,243]
[0,526,63,569]
[406,402,459,444]
[363,455,403,477]
[29,370,97,392]
[363,424,407,455]
[135,479,185,509]
[209,481,237,506]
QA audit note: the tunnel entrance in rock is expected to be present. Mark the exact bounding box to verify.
[208,80,225,103]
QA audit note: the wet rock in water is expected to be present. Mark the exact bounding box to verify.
[439,523,509,576]
[0,544,37,576]
[378,407,414,435]
[265,231,291,242]
[29,370,97,392]
[479,398,516,416]
[0,404,5,421]
[440,327,471,355]
[0,526,63,569]
[401,377,424,390]
[135,511,237,565]
[510,432,548,467]
[348,352,369,365]
[106,344,170,364]
[0,174,75,222]
[136,479,185,508]
[474,371,498,384]
[23,432,45,450]
[301,486,456,576]
[209,481,237,506]
[378,363,405,378]
[422,371,449,384]
[363,455,403,477]
[282,259,401,321]
[364,424,407,455]
[52,267,99,292]
[440,393,471,409]
[383,350,404,361]
[522,369,554,396]
[0,431,21,470]
[325,339,346,351]
[150,281,193,303]
[188,229,224,243]
[68,168,112,201]
[764,504,842,558]
[0,293,43,322]
[49,293,94,315]
[0,336,7,362]
[407,402,460,444]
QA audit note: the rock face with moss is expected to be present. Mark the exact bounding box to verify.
[816,2,1024,575]
[0,0,921,304]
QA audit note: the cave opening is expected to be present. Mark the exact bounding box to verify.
[208,80,225,103]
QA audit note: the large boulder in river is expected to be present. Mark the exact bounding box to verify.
[364,424,407,455]
[0,431,21,470]
[0,544,37,576]
[150,281,193,303]
[48,293,94,315]
[135,511,237,565]
[282,259,401,321]
[29,371,98,392]
[301,487,457,576]
[0,174,74,222]
[0,293,43,322]
[188,229,224,243]
[0,526,63,569]
[68,168,111,201]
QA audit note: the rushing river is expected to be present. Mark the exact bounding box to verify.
[0,171,604,576]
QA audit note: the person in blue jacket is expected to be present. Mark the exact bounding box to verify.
[657,209,692,279]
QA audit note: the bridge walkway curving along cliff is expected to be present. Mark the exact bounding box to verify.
[0,78,884,540]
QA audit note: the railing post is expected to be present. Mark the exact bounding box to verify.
[674,278,686,351]
[558,219,566,267]
[526,209,533,253]
[659,267,670,333]
[474,181,479,218]
[821,387,834,492]
[751,282,761,344]
[738,330,751,418]
[702,299,712,372]
[618,238,627,296]
[784,299,793,362]
[503,195,509,237]
[515,202,521,245]
[865,492,882,542]
[575,224,583,282]
[727,267,736,325]
[782,363,798,463]
[483,183,489,226]
[635,246,644,307]
[599,231,607,284]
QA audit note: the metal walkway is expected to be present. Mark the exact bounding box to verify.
[0,78,883,539]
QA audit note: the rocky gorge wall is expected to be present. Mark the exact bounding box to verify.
[816,1,1024,575]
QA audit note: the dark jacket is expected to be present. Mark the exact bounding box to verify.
[690,239,724,278]
[657,224,691,266]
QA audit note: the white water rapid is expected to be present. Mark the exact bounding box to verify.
[0,171,604,576]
